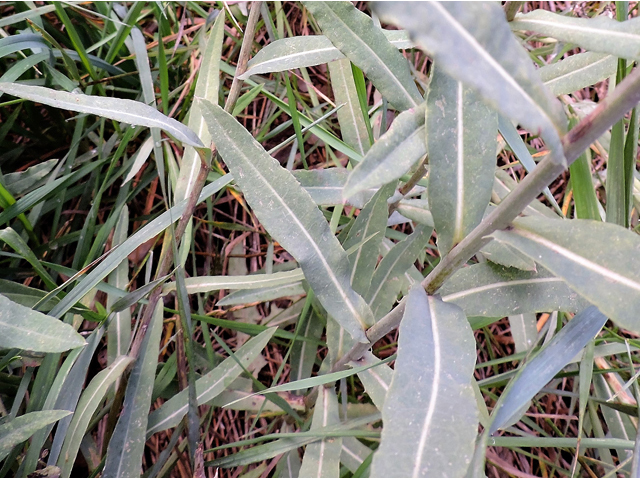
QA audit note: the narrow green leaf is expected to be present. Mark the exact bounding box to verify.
[539,52,617,97]
[299,387,342,478]
[162,269,305,295]
[341,437,372,476]
[350,352,393,411]
[508,313,538,354]
[480,240,537,272]
[0,411,71,463]
[427,66,497,254]
[0,227,56,289]
[146,327,277,436]
[367,225,432,319]
[304,1,422,112]
[200,100,372,342]
[290,309,324,393]
[343,102,426,199]
[294,168,377,208]
[104,301,163,477]
[57,355,134,477]
[371,287,478,477]
[568,118,602,221]
[329,58,370,156]
[0,294,85,352]
[439,262,589,318]
[375,1,566,153]
[216,282,306,306]
[240,30,413,79]
[511,10,640,61]
[489,306,607,434]
[0,82,204,148]
[491,216,640,333]
[3,158,58,197]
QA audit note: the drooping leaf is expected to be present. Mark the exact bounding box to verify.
[0,294,85,352]
[343,102,427,199]
[375,1,566,153]
[371,287,478,477]
[304,1,422,112]
[491,216,640,333]
[511,10,640,61]
[103,301,163,477]
[439,262,590,318]
[299,387,342,478]
[146,327,276,436]
[240,30,413,79]
[0,411,71,463]
[489,306,607,434]
[57,355,134,477]
[0,82,204,147]
[539,52,617,97]
[200,100,372,342]
[427,65,497,254]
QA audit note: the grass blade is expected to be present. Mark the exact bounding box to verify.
[200,100,372,342]
[304,1,422,112]
[371,287,478,477]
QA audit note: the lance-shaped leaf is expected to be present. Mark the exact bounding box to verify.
[162,269,305,295]
[489,306,607,434]
[57,355,134,478]
[304,1,422,112]
[0,411,71,463]
[299,387,342,478]
[0,294,85,352]
[350,352,394,411]
[440,262,590,318]
[511,10,640,61]
[240,30,414,79]
[374,1,566,154]
[343,102,427,199]
[0,82,203,148]
[146,327,276,436]
[427,66,497,254]
[293,168,377,208]
[329,58,370,156]
[107,206,130,365]
[539,52,617,97]
[367,225,432,319]
[371,287,478,477]
[200,100,372,342]
[103,301,163,477]
[491,216,640,333]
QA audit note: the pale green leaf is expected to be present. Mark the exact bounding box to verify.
[371,287,478,477]
[439,262,590,318]
[491,216,640,333]
[162,269,305,295]
[0,82,203,147]
[146,327,276,436]
[304,1,422,112]
[290,309,324,394]
[0,411,71,463]
[216,282,306,306]
[107,206,130,365]
[395,199,434,228]
[480,240,537,272]
[375,1,566,153]
[240,30,413,79]
[508,313,538,354]
[493,169,558,218]
[511,10,640,61]
[490,306,607,434]
[344,102,427,199]
[427,66,497,254]
[57,355,134,477]
[3,158,58,197]
[341,437,372,475]
[299,387,342,478]
[103,301,163,477]
[350,352,393,411]
[0,294,85,352]
[200,100,372,342]
[294,168,377,208]
[539,52,617,97]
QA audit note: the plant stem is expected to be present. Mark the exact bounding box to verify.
[332,65,640,372]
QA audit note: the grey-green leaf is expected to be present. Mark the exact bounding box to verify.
[240,30,413,79]
[427,66,497,254]
[0,411,71,462]
[539,52,617,97]
[304,1,422,112]
[343,102,427,200]
[439,262,590,318]
[293,168,378,208]
[200,100,372,342]
[371,287,478,477]
[146,327,276,436]
[491,216,640,333]
[511,10,640,61]
[0,82,203,147]
[0,294,85,352]
[103,301,163,477]
[489,306,607,434]
[375,1,566,153]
